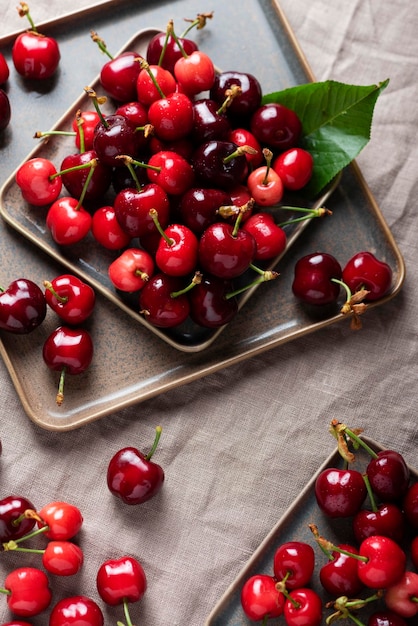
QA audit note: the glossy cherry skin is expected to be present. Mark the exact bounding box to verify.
[146,149,195,196]
[93,114,139,168]
[139,273,191,328]
[0,88,11,131]
[198,222,256,279]
[136,64,176,107]
[319,543,364,597]
[91,205,132,250]
[100,51,141,102]
[210,70,262,121]
[16,157,62,206]
[114,183,170,239]
[2,621,33,626]
[368,610,408,626]
[191,98,231,144]
[403,482,418,529]
[179,187,232,234]
[366,450,410,502]
[36,501,83,540]
[273,541,315,589]
[43,327,93,376]
[342,251,392,301]
[384,571,418,618]
[42,541,84,576]
[49,595,104,626]
[240,574,285,621]
[44,274,95,325]
[4,567,52,617]
[96,556,147,606]
[314,467,367,517]
[148,92,195,142]
[174,50,215,96]
[242,212,287,261]
[283,588,322,626]
[107,446,164,505]
[0,52,10,84]
[273,147,314,191]
[353,502,405,544]
[189,274,238,328]
[155,223,199,277]
[251,103,302,151]
[246,165,284,207]
[46,196,92,246]
[192,140,248,190]
[292,252,342,305]
[146,32,198,74]
[0,278,46,334]
[72,110,101,151]
[108,248,155,292]
[60,150,112,202]
[411,535,418,569]
[12,31,60,79]
[357,535,406,589]
[227,128,263,167]
[0,495,36,542]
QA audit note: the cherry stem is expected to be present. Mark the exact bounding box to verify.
[149,209,174,246]
[362,472,378,512]
[169,26,188,59]
[315,535,367,563]
[217,84,242,116]
[326,592,382,625]
[225,269,279,300]
[333,423,379,460]
[138,59,166,98]
[223,145,257,165]
[180,12,214,38]
[118,154,161,175]
[277,207,332,227]
[0,587,11,596]
[3,544,44,554]
[145,426,162,461]
[57,367,66,406]
[170,272,202,298]
[17,2,37,32]
[3,522,49,550]
[43,281,68,304]
[122,598,134,626]
[308,524,333,560]
[90,30,114,60]
[158,20,175,67]
[85,87,109,128]
[34,130,77,139]
[75,110,86,153]
[261,148,273,185]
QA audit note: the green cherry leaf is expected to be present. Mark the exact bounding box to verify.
[262,79,389,197]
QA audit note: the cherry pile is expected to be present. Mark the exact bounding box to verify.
[13,12,346,333]
[240,420,418,625]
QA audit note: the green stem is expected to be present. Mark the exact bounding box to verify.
[225,270,278,299]
[90,30,114,60]
[170,273,202,298]
[34,130,77,139]
[76,160,97,209]
[123,598,134,626]
[149,209,173,245]
[362,472,378,512]
[18,3,37,32]
[138,59,166,98]
[277,207,330,227]
[145,426,162,461]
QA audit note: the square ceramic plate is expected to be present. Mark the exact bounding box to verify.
[205,435,417,625]
[0,0,405,430]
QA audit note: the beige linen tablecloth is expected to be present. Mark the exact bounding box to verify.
[0,1,417,625]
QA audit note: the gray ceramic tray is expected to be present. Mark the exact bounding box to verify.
[0,0,405,430]
[205,435,417,625]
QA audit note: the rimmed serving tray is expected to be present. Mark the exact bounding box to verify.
[205,436,417,625]
[0,0,405,430]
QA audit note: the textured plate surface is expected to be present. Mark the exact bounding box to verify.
[0,0,405,430]
[205,436,417,625]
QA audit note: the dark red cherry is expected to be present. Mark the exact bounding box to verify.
[250,102,302,151]
[139,273,190,328]
[292,252,342,306]
[0,495,36,542]
[0,88,11,131]
[93,114,139,168]
[179,187,232,234]
[210,70,262,120]
[192,140,248,190]
[189,274,238,328]
[314,468,367,517]
[366,450,410,502]
[100,51,142,102]
[191,98,231,144]
[146,32,198,74]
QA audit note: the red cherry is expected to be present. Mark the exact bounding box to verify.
[273,541,315,589]
[3,567,52,617]
[146,149,195,196]
[0,88,11,131]
[210,70,262,120]
[174,50,215,96]
[411,536,418,569]
[292,252,342,306]
[0,495,36,543]
[108,247,154,293]
[49,595,104,626]
[0,52,10,84]
[136,64,176,107]
[357,535,406,589]
[240,574,285,621]
[148,92,194,142]
[44,274,96,325]
[96,556,147,605]
[273,147,314,191]
[0,278,47,334]
[342,251,393,301]
[227,128,263,166]
[179,187,232,234]
[42,541,84,576]
[139,273,191,328]
[247,162,284,207]
[72,110,101,151]
[314,467,367,517]
[46,196,92,246]
[283,588,322,626]
[107,426,164,505]
[319,543,364,597]
[91,205,132,250]
[12,29,60,80]
[114,183,170,239]
[198,221,256,279]
[368,610,408,626]
[366,450,410,502]
[384,571,418,618]
[154,220,199,277]
[146,31,198,74]
[242,212,287,261]
[16,157,62,206]
[36,501,83,540]
[403,482,418,529]
[189,274,238,328]
[250,102,302,151]
[353,502,405,544]
[59,150,111,202]
[99,51,141,102]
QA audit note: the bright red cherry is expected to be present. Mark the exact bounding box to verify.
[12,4,60,80]
[136,63,176,107]
[91,205,132,250]
[72,110,101,151]
[16,157,62,206]
[273,541,315,589]
[46,196,92,246]
[42,541,84,576]
[148,92,194,142]
[242,212,287,261]
[247,160,284,207]
[273,147,314,191]
[146,149,195,196]
[96,555,147,605]
[107,426,164,505]
[36,501,83,540]
[356,535,406,589]
[100,51,141,102]
[319,543,364,597]
[384,571,418,618]
[353,502,405,544]
[2,567,52,617]
[146,30,198,74]
[342,251,393,301]
[114,182,170,239]
[139,273,191,328]
[174,50,215,96]
[240,574,285,621]
[283,588,322,626]
[227,128,263,167]
[44,274,95,325]
[49,595,104,626]
[198,221,256,279]
[154,219,199,277]
[108,248,155,292]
